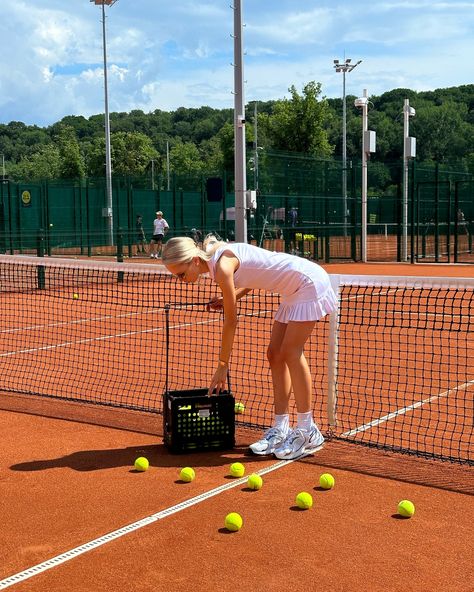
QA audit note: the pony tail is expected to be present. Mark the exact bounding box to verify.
[203,233,226,255]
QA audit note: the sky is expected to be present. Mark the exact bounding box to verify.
[0,0,473,127]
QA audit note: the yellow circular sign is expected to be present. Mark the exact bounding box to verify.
[21,190,31,205]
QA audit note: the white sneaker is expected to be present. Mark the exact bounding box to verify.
[274,424,324,460]
[249,427,289,456]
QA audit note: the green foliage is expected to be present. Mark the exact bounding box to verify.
[87,131,159,177]
[0,82,473,185]
[168,140,204,174]
[8,144,61,181]
[53,124,85,179]
[261,82,334,157]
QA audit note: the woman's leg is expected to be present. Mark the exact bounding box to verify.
[267,321,292,415]
[272,320,325,460]
[269,320,316,413]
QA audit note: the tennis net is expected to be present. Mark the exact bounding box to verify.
[0,255,472,464]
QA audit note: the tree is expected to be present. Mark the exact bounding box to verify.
[86,131,159,177]
[261,82,334,157]
[168,141,204,174]
[411,101,470,162]
[53,124,85,179]
[9,144,61,181]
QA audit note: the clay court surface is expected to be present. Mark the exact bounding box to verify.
[1,261,473,591]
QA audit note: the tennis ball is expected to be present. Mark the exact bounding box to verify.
[230,462,245,478]
[319,473,335,489]
[224,512,243,532]
[398,500,415,518]
[247,473,263,490]
[179,467,195,482]
[234,402,245,414]
[295,491,313,509]
[73,293,79,299]
[134,457,149,472]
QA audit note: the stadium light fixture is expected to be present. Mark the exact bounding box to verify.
[90,0,118,246]
[333,58,362,235]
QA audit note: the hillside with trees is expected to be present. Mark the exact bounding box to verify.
[0,83,473,184]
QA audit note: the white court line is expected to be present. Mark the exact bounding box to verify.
[0,302,213,336]
[0,459,294,590]
[341,379,474,438]
[0,318,221,359]
[0,307,165,335]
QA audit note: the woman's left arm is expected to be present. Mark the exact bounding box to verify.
[208,255,239,395]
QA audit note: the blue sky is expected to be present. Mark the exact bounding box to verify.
[0,0,473,127]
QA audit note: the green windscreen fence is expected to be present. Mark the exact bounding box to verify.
[0,154,472,262]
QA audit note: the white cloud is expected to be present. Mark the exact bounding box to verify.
[0,0,472,126]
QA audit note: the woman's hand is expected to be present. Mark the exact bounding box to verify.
[208,362,228,395]
[206,296,224,312]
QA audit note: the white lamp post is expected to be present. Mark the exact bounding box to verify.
[232,0,247,243]
[355,90,376,262]
[333,58,361,234]
[90,0,117,246]
[402,99,416,261]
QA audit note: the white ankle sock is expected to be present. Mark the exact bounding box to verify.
[274,414,289,434]
[297,412,314,431]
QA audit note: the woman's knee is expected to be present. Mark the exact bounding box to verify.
[267,344,285,366]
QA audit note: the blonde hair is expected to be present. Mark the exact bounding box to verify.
[162,235,226,266]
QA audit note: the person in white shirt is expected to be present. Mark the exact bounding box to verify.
[149,211,169,259]
[162,235,337,460]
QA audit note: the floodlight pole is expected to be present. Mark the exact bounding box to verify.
[166,141,170,191]
[360,90,369,262]
[402,98,416,261]
[233,0,247,243]
[333,58,361,236]
[91,0,117,246]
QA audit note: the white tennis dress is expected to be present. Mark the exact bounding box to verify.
[207,243,337,323]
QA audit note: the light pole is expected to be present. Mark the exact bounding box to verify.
[333,58,361,235]
[402,99,416,261]
[166,140,170,191]
[354,90,376,262]
[150,159,156,191]
[253,101,258,191]
[232,0,247,243]
[90,0,117,246]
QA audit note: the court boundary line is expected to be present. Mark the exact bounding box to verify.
[0,459,294,590]
[340,379,474,438]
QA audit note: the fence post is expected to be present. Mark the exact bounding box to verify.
[37,229,45,289]
[116,227,124,283]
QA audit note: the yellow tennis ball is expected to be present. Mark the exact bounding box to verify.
[179,467,195,482]
[296,491,313,509]
[134,457,149,472]
[234,402,245,414]
[73,293,79,299]
[230,462,245,478]
[319,473,335,490]
[224,512,243,532]
[398,500,415,518]
[247,473,263,490]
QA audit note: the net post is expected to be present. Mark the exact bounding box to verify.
[327,274,340,431]
[164,304,170,394]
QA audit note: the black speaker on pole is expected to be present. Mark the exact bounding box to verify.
[206,177,224,202]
